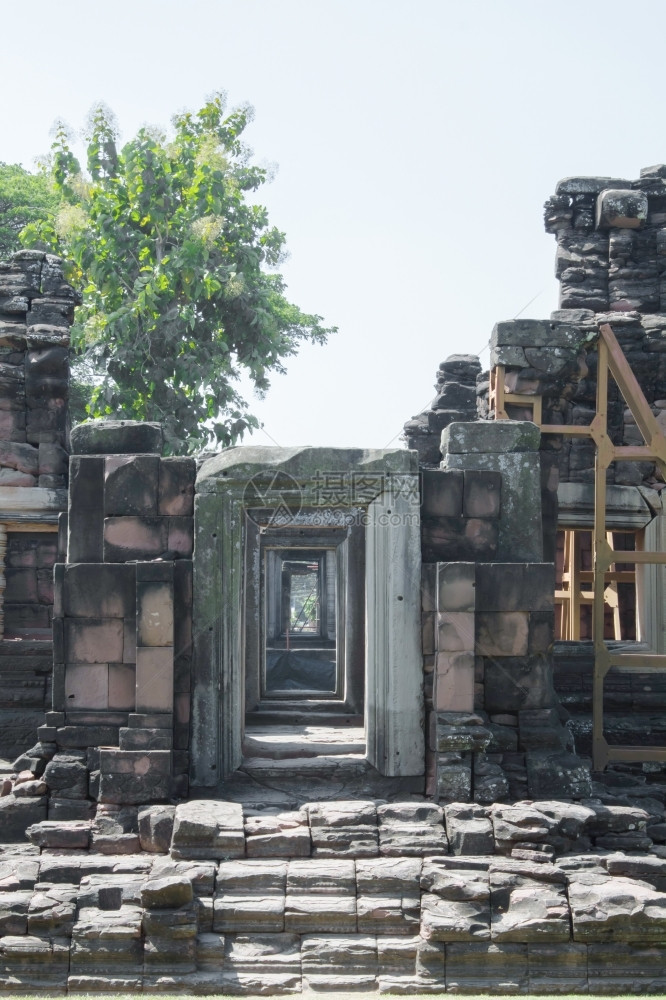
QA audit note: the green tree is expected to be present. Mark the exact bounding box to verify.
[0,163,58,258]
[22,96,335,453]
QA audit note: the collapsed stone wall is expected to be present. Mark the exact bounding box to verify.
[406,166,666,811]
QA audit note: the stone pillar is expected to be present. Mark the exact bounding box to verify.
[434,563,475,712]
[441,421,544,563]
[0,525,7,639]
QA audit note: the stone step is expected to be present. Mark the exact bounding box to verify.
[241,752,368,777]
[243,724,365,760]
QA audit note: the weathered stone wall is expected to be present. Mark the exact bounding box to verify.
[0,249,72,482]
[404,166,666,813]
[404,354,481,468]
[0,250,74,757]
[418,419,580,805]
[32,420,196,818]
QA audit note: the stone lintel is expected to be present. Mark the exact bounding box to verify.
[442,421,541,457]
[196,445,418,495]
[557,482,655,529]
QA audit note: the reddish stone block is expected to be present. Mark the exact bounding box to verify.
[437,611,474,652]
[0,409,26,442]
[104,455,159,516]
[100,748,171,776]
[475,564,525,612]
[36,537,58,569]
[528,612,554,654]
[421,564,437,613]
[0,440,38,475]
[103,516,168,562]
[63,564,135,619]
[158,458,196,516]
[6,534,38,568]
[476,612,529,657]
[38,442,68,476]
[108,663,136,711]
[137,581,174,647]
[174,651,192,694]
[123,619,137,664]
[524,564,555,611]
[64,618,124,663]
[464,518,499,557]
[5,567,38,603]
[475,564,555,612]
[422,613,436,656]
[437,563,475,613]
[175,692,190,725]
[463,471,501,518]
[68,457,104,562]
[4,603,50,634]
[167,517,193,556]
[98,750,171,804]
[422,517,469,563]
[174,561,193,657]
[26,400,66,444]
[37,568,53,605]
[136,647,174,713]
[435,651,475,712]
[65,663,109,710]
[421,469,464,518]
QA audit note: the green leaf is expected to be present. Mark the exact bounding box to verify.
[23,94,335,454]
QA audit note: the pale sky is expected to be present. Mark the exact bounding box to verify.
[2,0,665,450]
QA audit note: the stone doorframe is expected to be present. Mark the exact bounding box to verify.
[191,446,424,786]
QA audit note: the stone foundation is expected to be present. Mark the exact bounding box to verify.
[0,792,661,993]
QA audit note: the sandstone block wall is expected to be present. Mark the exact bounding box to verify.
[0,250,74,758]
[417,415,578,805]
[0,249,73,478]
[41,422,195,813]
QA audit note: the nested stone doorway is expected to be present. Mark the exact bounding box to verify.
[191,446,424,788]
[242,517,366,763]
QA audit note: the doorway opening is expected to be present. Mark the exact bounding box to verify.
[243,520,365,763]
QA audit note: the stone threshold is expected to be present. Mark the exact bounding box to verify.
[243,723,366,761]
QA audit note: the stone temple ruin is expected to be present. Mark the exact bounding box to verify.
[0,169,664,992]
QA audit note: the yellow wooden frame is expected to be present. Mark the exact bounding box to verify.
[555,528,637,642]
[491,323,666,769]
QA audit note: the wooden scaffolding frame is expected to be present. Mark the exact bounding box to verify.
[555,527,637,642]
[491,322,666,769]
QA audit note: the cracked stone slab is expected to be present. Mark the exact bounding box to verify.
[568,871,666,942]
[171,799,245,859]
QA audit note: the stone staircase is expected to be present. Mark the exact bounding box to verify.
[0,789,661,993]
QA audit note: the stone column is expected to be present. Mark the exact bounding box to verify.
[0,525,6,639]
